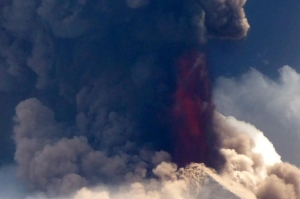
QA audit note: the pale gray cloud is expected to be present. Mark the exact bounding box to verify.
[214,65,300,166]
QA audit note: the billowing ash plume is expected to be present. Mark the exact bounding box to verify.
[0,0,249,195]
[3,0,300,199]
[214,65,300,166]
[21,111,300,199]
[213,66,300,199]
[213,112,300,199]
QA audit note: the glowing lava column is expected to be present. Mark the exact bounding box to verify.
[171,49,214,167]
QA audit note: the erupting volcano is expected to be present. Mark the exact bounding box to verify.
[171,49,219,168]
[6,0,300,199]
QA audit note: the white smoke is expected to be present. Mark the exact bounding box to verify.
[213,111,300,199]
[214,65,300,166]
[216,114,281,166]
[212,65,300,199]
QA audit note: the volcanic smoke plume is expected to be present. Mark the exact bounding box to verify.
[0,0,300,199]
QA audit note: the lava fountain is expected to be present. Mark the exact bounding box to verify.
[171,49,219,168]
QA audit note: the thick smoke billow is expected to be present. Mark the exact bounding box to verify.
[14,97,172,194]
[2,0,300,199]
[213,112,300,199]
[213,66,300,199]
[0,0,250,196]
[20,111,300,199]
[199,0,249,39]
[214,65,300,166]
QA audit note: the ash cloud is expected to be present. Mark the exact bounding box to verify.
[200,0,249,39]
[13,97,164,195]
[214,66,300,199]
[21,111,300,199]
[213,112,300,199]
[0,0,282,198]
[4,0,300,199]
[214,65,300,166]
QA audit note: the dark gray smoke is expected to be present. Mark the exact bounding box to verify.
[0,0,253,197]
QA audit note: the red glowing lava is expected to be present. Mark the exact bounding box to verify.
[171,49,214,167]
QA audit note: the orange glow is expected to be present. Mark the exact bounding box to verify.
[171,49,213,167]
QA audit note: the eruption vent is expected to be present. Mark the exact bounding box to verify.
[180,163,256,199]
